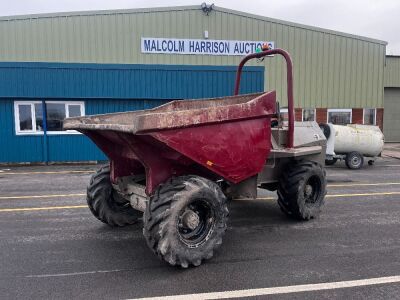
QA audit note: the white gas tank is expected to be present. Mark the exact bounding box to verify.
[332,124,384,157]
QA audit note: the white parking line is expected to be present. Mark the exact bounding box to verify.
[130,275,400,300]
[26,269,124,278]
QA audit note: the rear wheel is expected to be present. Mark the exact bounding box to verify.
[87,165,142,227]
[345,152,364,169]
[143,175,228,268]
[278,161,326,220]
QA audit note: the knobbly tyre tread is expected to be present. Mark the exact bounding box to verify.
[87,165,141,227]
[143,175,228,268]
[277,160,326,221]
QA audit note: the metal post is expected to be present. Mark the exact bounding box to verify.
[41,100,49,165]
[234,48,295,149]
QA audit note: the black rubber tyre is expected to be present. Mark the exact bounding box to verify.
[87,165,142,227]
[325,158,337,166]
[345,152,364,169]
[277,161,326,220]
[218,180,233,201]
[143,175,228,268]
[319,123,331,139]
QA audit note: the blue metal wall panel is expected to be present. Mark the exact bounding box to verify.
[0,100,43,163]
[0,62,264,99]
[0,98,170,163]
[0,63,264,163]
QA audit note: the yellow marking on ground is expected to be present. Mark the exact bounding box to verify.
[327,191,400,198]
[0,170,92,175]
[0,205,87,212]
[0,193,85,200]
[2,183,400,201]
[328,182,400,187]
[1,191,400,213]
[238,191,400,201]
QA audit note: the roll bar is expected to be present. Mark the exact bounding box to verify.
[234,48,294,149]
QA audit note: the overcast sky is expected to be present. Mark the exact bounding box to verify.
[1,0,398,54]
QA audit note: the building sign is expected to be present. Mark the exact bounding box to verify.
[141,37,274,56]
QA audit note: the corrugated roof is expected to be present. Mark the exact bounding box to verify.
[0,5,387,45]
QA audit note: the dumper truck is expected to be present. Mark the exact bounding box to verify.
[64,48,327,268]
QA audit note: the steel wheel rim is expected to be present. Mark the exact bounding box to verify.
[304,175,321,205]
[351,156,361,167]
[177,199,214,248]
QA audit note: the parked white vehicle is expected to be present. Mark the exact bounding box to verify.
[319,123,385,169]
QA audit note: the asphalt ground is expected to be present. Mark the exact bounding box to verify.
[0,159,400,299]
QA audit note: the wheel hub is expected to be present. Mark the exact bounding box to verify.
[304,175,321,205]
[304,184,313,197]
[352,157,360,165]
[177,200,215,248]
[181,210,200,230]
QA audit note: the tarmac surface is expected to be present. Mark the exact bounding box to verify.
[0,157,400,299]
[383,143,400,159]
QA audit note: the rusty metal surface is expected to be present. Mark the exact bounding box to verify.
[151,117,272,184]
[64,92,276,194]
[63,92,266,133]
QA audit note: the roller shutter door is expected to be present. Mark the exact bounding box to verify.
[384,88,400,142]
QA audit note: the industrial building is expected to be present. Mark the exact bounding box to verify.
[0,5,398,163]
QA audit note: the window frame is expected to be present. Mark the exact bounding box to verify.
[362,108,376,125]
[327,108,352,124]
[280,108,288,113]
[14,101,42,135]
[279,108,288,119]
[45,101,85,135]
[14,100,85,135]
[302,108,316,122]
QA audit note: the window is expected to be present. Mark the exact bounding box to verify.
[278,108,289,126]
[14,101,85,135]
[280,108,288,121]
[363,108,376,125]
[327,109,352,125]
[302,108,315,121]
[18,104,33,131]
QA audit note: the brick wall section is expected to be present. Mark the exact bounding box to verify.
[352,108,363,124]
[376,108,384,130]
[295,108,302,121]
[316,108,327,124]
[293,107,384,129]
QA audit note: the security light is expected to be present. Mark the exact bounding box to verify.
[201,3,214,16]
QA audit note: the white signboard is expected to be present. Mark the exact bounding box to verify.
[141,37,275,56]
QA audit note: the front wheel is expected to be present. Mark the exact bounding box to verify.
[278,161,326,220]
[345,152,364,169]
[143,175,228,268]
